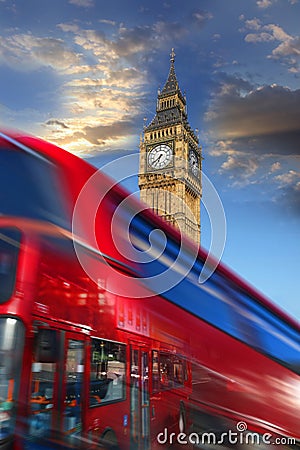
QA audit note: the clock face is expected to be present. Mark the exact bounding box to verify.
[189,150,199,176]
[148,144,172,169]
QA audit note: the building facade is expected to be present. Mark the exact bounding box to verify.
[138,50,202,245]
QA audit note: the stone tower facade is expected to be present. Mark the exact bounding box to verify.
[138,50,202,245]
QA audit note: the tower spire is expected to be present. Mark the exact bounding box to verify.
[170,47,175,65]
[160,48,182,98]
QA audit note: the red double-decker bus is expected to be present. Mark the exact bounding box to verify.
[0,130,299,450]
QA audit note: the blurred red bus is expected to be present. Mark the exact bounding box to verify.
[0,130,299,450]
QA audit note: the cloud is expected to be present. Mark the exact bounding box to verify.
[0,33,82,72]
[205,74,300,212]
[99,19,116,26]
[45,119,69,129]
[57,23,80,33]
[244,18,262,31]
[271,36,300,58]
[191,10,213,26]
[64,67,146,89]
[209,132,300,215]
[270,162,281,173]
[112,22,188,62]
[274,170,300,186]
[244,23,290,43]
[48,118,139,153]
[81,119,138,145]
[275,172,300,215]
[50,17,210,152]
[284,185,300,214]
[0,22,152,154]
[69,0,94,7]
[242,18,299,72]
[0,12,214,156]
[211,132,300,159]
[256,0,272,8]
[206,79,300,156]
[219,155,259,185]
[71,28,110,58]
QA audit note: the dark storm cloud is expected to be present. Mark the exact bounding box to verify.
[81,119,138,145]
[220,130,300,157]
[206,77,300,157]
[45,119,69,129]
[206,74,300,214]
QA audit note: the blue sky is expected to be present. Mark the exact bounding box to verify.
[0,0,299,320]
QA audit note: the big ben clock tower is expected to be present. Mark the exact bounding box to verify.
[139,49,202,245]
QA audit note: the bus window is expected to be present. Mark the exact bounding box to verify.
[29,360,56,438]
[89,339,126,406]
[35,329,59,363]
[152,351,159,393]
[160,353,184,390]
[29,329,58,438]
[0,228,21,303]
[0,318,24,440]
[173,357,184,386]
[64,339,84,434]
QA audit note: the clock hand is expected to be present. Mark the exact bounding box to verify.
[153,153,163,164]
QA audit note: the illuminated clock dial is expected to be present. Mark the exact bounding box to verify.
[189,150,199,176]
[148,144,172,169]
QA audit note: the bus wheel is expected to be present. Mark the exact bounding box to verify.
[179,400,186,433]
[101,429,120,450]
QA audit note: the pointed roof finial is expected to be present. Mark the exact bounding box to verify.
[170,48,175,65]
[159,48,185,103]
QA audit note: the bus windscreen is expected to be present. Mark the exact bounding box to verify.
[0,147,69,228]
[0,228,21,303]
